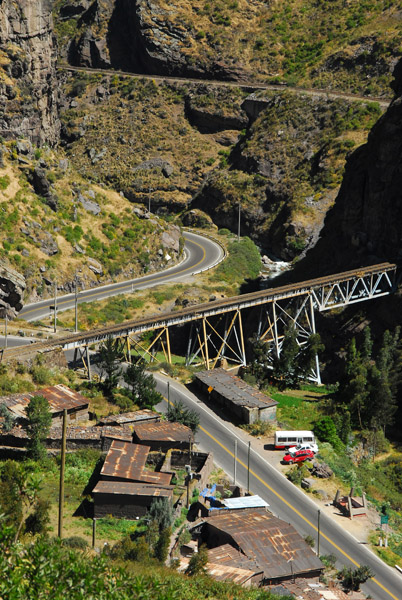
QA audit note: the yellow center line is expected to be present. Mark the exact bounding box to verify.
[21,238,207,318]
[162,394,398,600]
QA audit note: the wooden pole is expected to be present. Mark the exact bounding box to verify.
[58,409,67,539]
[54,279,57,333]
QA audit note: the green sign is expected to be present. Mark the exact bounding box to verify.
[381,515,389,525]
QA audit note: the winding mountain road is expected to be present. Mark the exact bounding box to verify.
[19,230,224,323]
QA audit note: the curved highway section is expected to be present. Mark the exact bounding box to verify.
[19,231,224,323]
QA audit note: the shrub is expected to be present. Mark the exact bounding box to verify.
[61,536,89,550]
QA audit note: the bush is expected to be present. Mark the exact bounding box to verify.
[62,536,89,550]
[25,498,51,536]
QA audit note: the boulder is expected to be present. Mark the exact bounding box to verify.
[312,461,333,479]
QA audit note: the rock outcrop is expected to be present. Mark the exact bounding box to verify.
[192,92,380,260]
[296,59,402,275]
[0,263,26,318]
[64,0,247,81]
[0,0,60,146]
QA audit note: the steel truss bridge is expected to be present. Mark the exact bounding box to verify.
[2,262,397,383]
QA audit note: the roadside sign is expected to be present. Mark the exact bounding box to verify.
[381,515,389,525]
[208,386,213,393]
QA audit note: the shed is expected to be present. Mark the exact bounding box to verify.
[194,508,323,584]
[0,384,89,425]
[100,440,172,486]
[132,421,194,451]
[195,368,277,424]
[92,480,174,519]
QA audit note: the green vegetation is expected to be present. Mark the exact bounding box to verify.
[213,236,262,287]
[26,395,53,461]
[167,399,200,433]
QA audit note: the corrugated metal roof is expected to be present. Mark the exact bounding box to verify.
[101,440,172,485]
[205,509,323,580]
[223,495,269,510]
[92,480,174,498]
[133,421,193,442]
[1,384,89,419]
[97,410,160,426]
[196,368,278,410]
[179,556,258,586]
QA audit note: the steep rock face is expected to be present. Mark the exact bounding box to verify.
[65,0,247,80]
[0,263,26,318]
[0,0,60,145]
[297,61,402,276]
[192,92,381,260]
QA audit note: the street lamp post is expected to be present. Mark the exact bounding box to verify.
[317,509,321,556]
[234,439,237,486]
[237,201,241,241]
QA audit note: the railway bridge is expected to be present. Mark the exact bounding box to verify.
[1,262,397,383]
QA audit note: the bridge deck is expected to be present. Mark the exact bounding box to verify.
[2,262,397,359]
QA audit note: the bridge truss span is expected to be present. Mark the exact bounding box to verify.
[1,262,397,383]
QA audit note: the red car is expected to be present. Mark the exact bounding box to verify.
[282,449,314,464]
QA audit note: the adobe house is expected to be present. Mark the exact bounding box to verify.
[195,368,277,424]
[132,421,194,452]
[96,409,160,428]
[191,508,323,585]
[100,439,172,486]
[92,480,174,519]
[0,384,89,425]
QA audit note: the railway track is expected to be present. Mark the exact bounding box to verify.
[2,262,397,361]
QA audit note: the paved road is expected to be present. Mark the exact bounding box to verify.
[153,373,402,600]
[19,231,224,323]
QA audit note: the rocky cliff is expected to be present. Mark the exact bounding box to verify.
[293,60,402,277]
[192,92,382,260]
[0,263,26,318]
[56,0,400,96]
[0,0,60,145]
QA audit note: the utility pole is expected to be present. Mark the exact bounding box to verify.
[58,409,67,539]
[148,186,151,213]
[92,518,96,548]
[74,279,78,333]
[247,441,251,494]
[53,279,57,333]
[237,201,241,241]
[4,314,7,349]
[234,439,237,486]
[317,509,321,556]
[167,381,170,414]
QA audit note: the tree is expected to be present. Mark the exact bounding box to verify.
[154,527,171,563]
[97,337,122,397]
[313,416,343,451]
[123,359,162,410]
[167,399,200,433]
[272,325,300,389]
[340,565,374,591]
[0,403,15,432]
[148,497,174,532]
[185,543,209,576]
[26,395,52,461]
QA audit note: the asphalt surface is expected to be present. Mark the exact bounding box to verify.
[153,373,402,600]
[19,230,224,323]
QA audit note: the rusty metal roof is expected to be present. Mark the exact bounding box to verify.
[133,421,193,443]
[196,368,278,410]
[0,384,89,419]
[97,410,160,426]
[205,509,323,580]
[92,480,174,498]
[179,555,258,586]
[101,440,172,485]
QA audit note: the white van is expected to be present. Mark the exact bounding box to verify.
[274,430,316,450]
